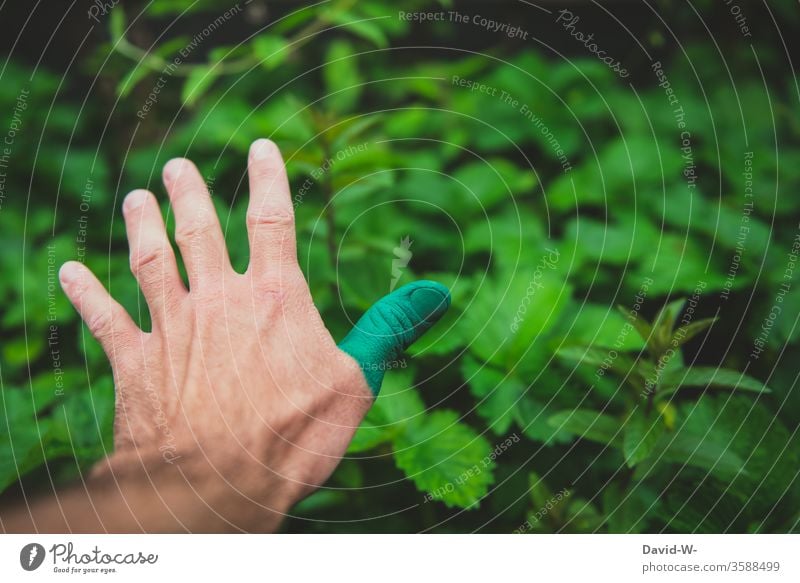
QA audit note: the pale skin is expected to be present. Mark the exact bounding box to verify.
[1,139,377,533]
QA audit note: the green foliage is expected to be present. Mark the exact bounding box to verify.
[394,410,494,509]
[1,0,798,532]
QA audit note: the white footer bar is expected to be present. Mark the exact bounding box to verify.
[1,534,796,582]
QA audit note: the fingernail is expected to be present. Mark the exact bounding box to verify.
[123,189,150,212]
[250,139,274,161]
[163,158,189,183]
[59,262,80,286]
[409,282,451,322]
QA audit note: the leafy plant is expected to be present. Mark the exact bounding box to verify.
[0,0,798,533]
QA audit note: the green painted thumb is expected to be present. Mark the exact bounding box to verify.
[337,280,451,396]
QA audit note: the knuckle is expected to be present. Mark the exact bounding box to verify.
[252,281,289,309]
[189,284,221,306]
[130,245,168,277]
[174,218,214,247]
[254,269,303,298]
[292,386,320,416]
[189,283,226,310]
[246,209,294,229]
[86,311,115,339]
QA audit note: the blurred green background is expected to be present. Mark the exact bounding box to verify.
[1,0,799,532]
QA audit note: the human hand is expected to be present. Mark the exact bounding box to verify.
[56,139,449,531]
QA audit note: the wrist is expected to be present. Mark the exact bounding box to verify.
[92,441,293,532]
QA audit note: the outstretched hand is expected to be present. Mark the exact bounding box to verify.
[8,139,449,533]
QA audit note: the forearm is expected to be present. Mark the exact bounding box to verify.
[1,449,290,533]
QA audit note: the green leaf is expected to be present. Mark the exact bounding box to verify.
[323,39,362,112]
[547,135,684,211]
[154,36,191,58]
[633,236,729,294]
[603,482,658,533]
[109,7,125,42]
[623,410,664,467]
[337,250,404,312]
[145,0,222,16]
[328,116,381,152]
[671,317,718,347]
[45,148,110,203]
[271,6,316,34]
[346,417,393,454]
[394,410,495,509]
[2,335,43,367]
[633,395,765,482]
[657,367,771,400]
[348,368,421,454]
[653,298,685,331]
[406,304,467,357]
[645,430,747,479]
[292,490,347,515]
[464,206,545,263]
[548,409,622,447]
[521,473,575,532]
[0,423,48,492]
[117,65,151,98]
[251,35,290,70]
[251,94,315,143]
[772,285,800,346]
[452,159,537,216]
[565,217,656,266]
[514,397,574,445]
[0,388,52,492]
[462,356,526,435]
[651,298,686,353]
[617,304,654,347]
[48,379,115,461]
[562,304,645,351]
[563,497,604,533]
[463,267,570,368]
[556,346,638,381]
[181,66,219,108]
[326,12,389,48]
[372,368,425,424]
[527,471,554,509]
[208,45,241,64]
